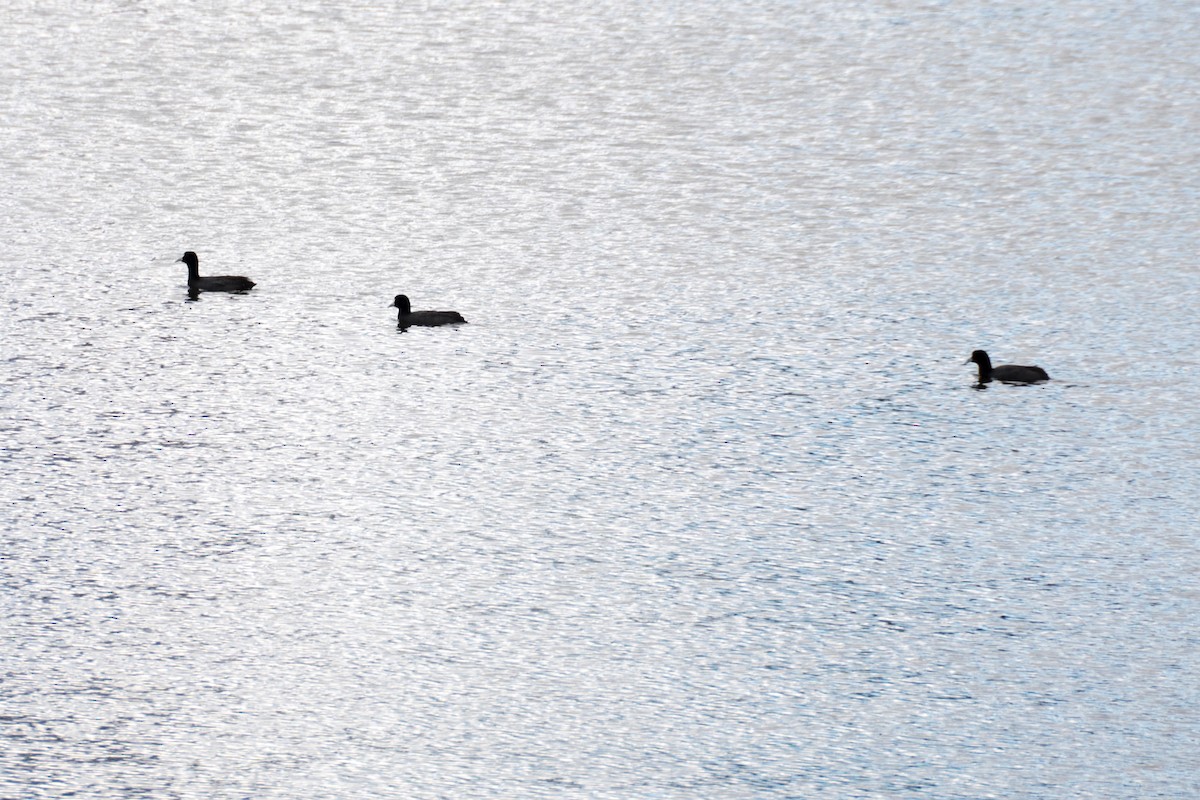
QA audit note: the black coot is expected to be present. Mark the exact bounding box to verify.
[966,350,1049,384]
[391,294,467,328]
[177,251,255,292]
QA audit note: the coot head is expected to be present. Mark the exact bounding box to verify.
[966,350,990,368]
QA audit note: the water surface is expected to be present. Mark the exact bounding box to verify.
[2,1,1198,798]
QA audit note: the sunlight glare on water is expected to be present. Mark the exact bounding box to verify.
[2,1,1199,798]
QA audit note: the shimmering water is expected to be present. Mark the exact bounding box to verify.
[3,1,1199,798]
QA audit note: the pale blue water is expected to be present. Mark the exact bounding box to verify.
[2,1,1199,798]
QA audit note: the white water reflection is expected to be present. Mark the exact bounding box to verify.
[2,1,1199,798]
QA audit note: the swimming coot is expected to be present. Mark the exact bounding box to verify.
[177,251,256,292]
[391,294,467,327]
[966,350,1049,384]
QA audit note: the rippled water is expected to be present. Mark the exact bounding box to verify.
[3,1,1199,798]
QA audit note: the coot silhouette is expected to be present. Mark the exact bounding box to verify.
[966,350,1049,384]
[391,294,467,327]
[177,251,255,292]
